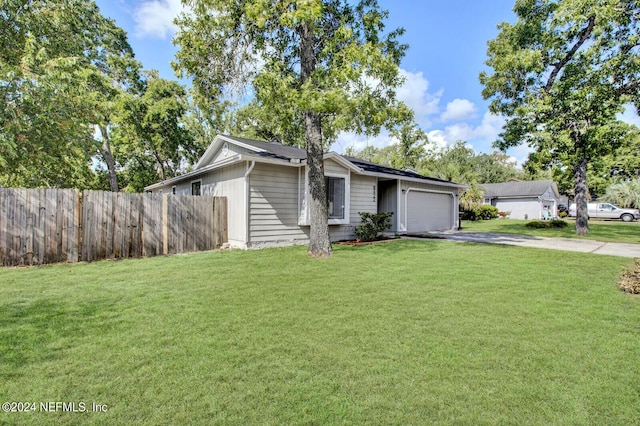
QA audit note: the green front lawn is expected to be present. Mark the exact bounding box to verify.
[461,218,640,244]
[1,241,638,425]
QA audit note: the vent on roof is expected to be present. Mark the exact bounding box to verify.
[404,168,418,173]
[270,140,282,145]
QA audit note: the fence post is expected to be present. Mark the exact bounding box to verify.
[162,194,168,255]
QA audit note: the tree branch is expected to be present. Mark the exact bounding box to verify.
[544,16,596,93]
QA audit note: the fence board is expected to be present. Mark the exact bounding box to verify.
[0,189,226,267]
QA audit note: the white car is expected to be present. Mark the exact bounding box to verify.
[568,202,640,222]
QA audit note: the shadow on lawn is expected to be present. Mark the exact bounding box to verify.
[0,298,123,374]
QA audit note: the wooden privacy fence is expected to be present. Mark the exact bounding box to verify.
[0,188,228,267]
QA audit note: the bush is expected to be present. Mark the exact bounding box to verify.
[525,220,568,229]
[550,219,568,228]
[460,205,499,221]
[354,212,393,242]
[525,221,549,229]
[559,211,568,218]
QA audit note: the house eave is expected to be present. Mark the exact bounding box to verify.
[144,153,303,191]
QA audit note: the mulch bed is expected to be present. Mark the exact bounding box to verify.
[619,259,640,294]
[336,236,399,246]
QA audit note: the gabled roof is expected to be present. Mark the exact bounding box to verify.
[480,180,560,198]
[147,135,464,190]
[344,156,455,185]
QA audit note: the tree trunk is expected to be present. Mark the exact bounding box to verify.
[99,125,119,192]
[305,110,332,257]
[573,154,589,235]
[299,21,332,258]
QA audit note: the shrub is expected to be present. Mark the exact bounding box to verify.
[619,260,640,294]
[550,219,568,228]
[477,205,499,220]
[461,205,499,221]
[559,211,568,218]
[354,212,393,242]
[525,220,568,229]
[525,221,549,229]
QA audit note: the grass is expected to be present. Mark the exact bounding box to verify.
[1,240,639,425]
[461,218,640,243]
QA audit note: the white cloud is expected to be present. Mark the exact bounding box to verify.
[134,0,184,39]
[440,98,478,122]
[333,132,394,154]
[425,112,504,149]
[396,70,442,127]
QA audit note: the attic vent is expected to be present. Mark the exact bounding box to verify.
[270,141,282,145]
[404,168,417,173]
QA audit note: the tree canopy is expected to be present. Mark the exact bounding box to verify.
[174,0,412,257]
[0,0,138,187]
[481,0,640,234]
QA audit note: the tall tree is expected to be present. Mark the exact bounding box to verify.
[389,123,427,170]
[481,0,640,235]
[0,0,139,188]
[174,0,411,257]
[114,74,196,184]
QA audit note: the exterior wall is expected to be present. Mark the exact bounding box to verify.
[540,187,558,217]
[398,180,458,232]
[329,174,377,241]
[248,163,310,248]
[248,162,378,247]
[210,142,251,164]
[378,180,398,231]
[150,162,248,247]
[324,159,349,175]
[492,198,541,220]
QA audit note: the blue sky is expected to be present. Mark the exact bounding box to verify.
[93,0,638,164]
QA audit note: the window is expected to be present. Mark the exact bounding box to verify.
[326,176,345,219]
[191,181,201,196]
[171,186,176,195]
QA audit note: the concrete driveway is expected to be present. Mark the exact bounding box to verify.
[421,231,640,258]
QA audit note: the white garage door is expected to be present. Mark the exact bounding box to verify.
[407,191,453,232]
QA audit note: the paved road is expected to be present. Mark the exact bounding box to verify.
[421,231,640,258]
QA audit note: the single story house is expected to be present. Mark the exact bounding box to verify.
[479,180,561,220]
[145,135,465,249]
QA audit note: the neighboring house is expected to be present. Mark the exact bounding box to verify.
[145,135,465,249]
[479,180,561,220]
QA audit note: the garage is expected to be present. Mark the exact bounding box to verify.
[406,190,454,232]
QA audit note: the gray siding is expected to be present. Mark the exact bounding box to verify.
[329,174,377,242]
[150,162,247,246]
[210,143,251,164]
[378,180,398,231]
[324,159,348,175]
[248,163,309,248]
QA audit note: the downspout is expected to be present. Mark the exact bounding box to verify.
[244,161,256,248]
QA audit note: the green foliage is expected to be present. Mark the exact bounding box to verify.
[354,212,393,241]
[174,0,412,148]
[348,140,525,184]
[0,0,139,188]
[114,75,196,182]
[602,179,640,209]
[525,220,568,229]
[481,0,640,234]
[462,204,499,221]
[459,184,485,212]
